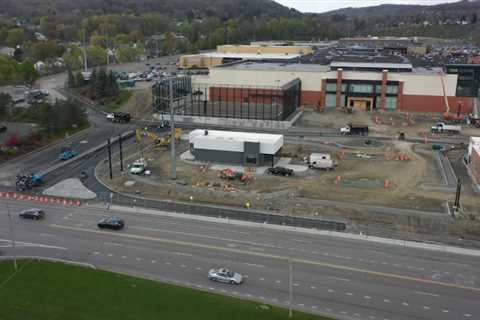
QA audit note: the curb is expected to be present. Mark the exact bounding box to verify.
[0,256,96,269]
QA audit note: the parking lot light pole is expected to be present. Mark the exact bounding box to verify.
[7,204,17,271]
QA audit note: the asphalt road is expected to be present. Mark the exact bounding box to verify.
[0,200,479,320]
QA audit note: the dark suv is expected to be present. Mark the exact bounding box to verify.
[97,217,125,230]
[19,208,45,220]
[267,167,293,176]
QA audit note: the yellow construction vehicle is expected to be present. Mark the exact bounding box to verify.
[155,128,182,149]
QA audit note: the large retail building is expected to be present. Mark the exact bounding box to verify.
[191,61,476,114]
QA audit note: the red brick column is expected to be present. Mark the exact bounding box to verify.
[336,69,343,109]
[380,70,388,112]
[319,78,327,111]
[397,81,404,111]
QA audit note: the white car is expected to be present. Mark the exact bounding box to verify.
[208,268,243,284]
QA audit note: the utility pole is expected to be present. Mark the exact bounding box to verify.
[119,134,124,172]
[7,204,17,271]
[107,138,113,179]
[288,257,293,318]
[169,78,177,180]
[82,29,88,72]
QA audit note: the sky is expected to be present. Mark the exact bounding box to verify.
[274,0,462,13]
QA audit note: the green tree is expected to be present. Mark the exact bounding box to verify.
[67,69,76,88]
[30,41,64,61]
[114,34,131,46]
[86,45,107,67]
[75,71,85,87]
[90,33,108,48]
[17,59,39,84]
[6,28,26,47]
[63,45,83,70]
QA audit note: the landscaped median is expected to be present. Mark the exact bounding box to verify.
[0,260,332,320]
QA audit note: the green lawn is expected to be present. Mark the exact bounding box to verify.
[0,260,332,320]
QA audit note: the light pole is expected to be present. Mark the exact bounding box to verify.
[288,257,293,318]
[7,204,17,271]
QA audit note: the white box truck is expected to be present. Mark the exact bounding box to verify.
[431,122,461,134]
[308,153,336,170]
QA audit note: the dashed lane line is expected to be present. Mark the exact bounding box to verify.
[49,224,480,293]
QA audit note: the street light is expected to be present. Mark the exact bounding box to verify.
[7,204,17,271]
[288,257,293,318]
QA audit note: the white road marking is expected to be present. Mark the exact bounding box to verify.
[104,242,123,247]
[415,291,440,297]
[402,302,409,306]
[259,296,265,300]
[221,289,227,293]
[368,316,375,319]
[180,264,187,268]
[275,280,282,284]
[340,311,347,314]
[297,303,304,307]
[423,306,431,310]
[292,239,312,244]
[354,313,361,317]
[195,267,203,271]
[39,233,55,237]
[93,251,100,255]
[383,299,390,303]
[293,283,299,287]
[0,239,66,250]
[121,256,127,259]
[107,253,114,257]
[310,286,316,290]
[311,306,318,309]
[259,278,265,281]
[136,258,141,261]
[325,308,332,312]
[244,263,265,268]
[364,295,372,299]
[346,292,353,296]
[173,252,193,257]
[328,289,335,293]
[381,262,388,265]
[464,314,472,317]
[151,260,156,263]
[165,262,171,265]
[329,276,350,282]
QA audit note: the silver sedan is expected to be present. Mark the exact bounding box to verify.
[208,268,243,284]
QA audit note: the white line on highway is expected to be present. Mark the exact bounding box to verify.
[414,291,440,297]
[0,240,66,250]
[275,280,282,283]
[259,277,265,281]
[311,306,317,309]
[259,296,265,300]
[329,276,350,282]
[180,265,187,268]
[165,262,171,265]
[325,308,332,312]
[292,239,312,244]
[422,306,431,310]
[39,233,56,237]
[293,283,299,287]
[364,295,371,299]
[383,299,390,303]
[354,313,361,317]
[93,251,100,255]
[104,242,123,247]
[340,311,347,314]
[136,258,142,261]
[346,292,353,296]
[328,289,335,293]
[151,260,156,263]
[244,262,265,268]
[402,302,409,306]
[464,314,472,317]
[121,256,127,259]
[442,309,449,313]
[107,253,114,257]
[173,252,193,257]
[310,286,316,290]
[195,267,203,271]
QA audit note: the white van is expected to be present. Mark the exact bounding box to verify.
[308,153,336,170]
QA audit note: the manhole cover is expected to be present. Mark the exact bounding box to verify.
[79,140,88,144]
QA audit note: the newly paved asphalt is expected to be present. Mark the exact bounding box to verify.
[1,200,479,320]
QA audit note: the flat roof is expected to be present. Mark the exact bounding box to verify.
[190,129,283,144]
[217,62,330,72]
[201,52,303,60]
[331,61,413,69]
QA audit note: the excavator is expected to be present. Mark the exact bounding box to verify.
[136,127,182,149]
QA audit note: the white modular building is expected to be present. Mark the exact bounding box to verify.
[189,129,284,166]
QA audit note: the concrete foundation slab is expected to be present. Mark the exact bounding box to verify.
[43,178,97,199]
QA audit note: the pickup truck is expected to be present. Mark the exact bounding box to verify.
[431,122,461,134]
[106,112,131,123]
[129,158,147,174]
[340,123,369,136]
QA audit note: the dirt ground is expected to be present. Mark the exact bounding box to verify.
[98,109,480,240]
[118,85,153,120]
[297,108,471,140]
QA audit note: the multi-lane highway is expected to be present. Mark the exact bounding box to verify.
[1,200,479,320]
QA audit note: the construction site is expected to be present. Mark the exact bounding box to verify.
[95,107,480,244]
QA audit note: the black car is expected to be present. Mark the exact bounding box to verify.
[19,208,45,220]
[97,217,125,230]
[0,126,7,133]
[267,166,293,176]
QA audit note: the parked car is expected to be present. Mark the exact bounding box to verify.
[97,217,125,230]
[19,208,45,220]
[267,166,293,176]
[208,268,243,284]
[0,125,7,133]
